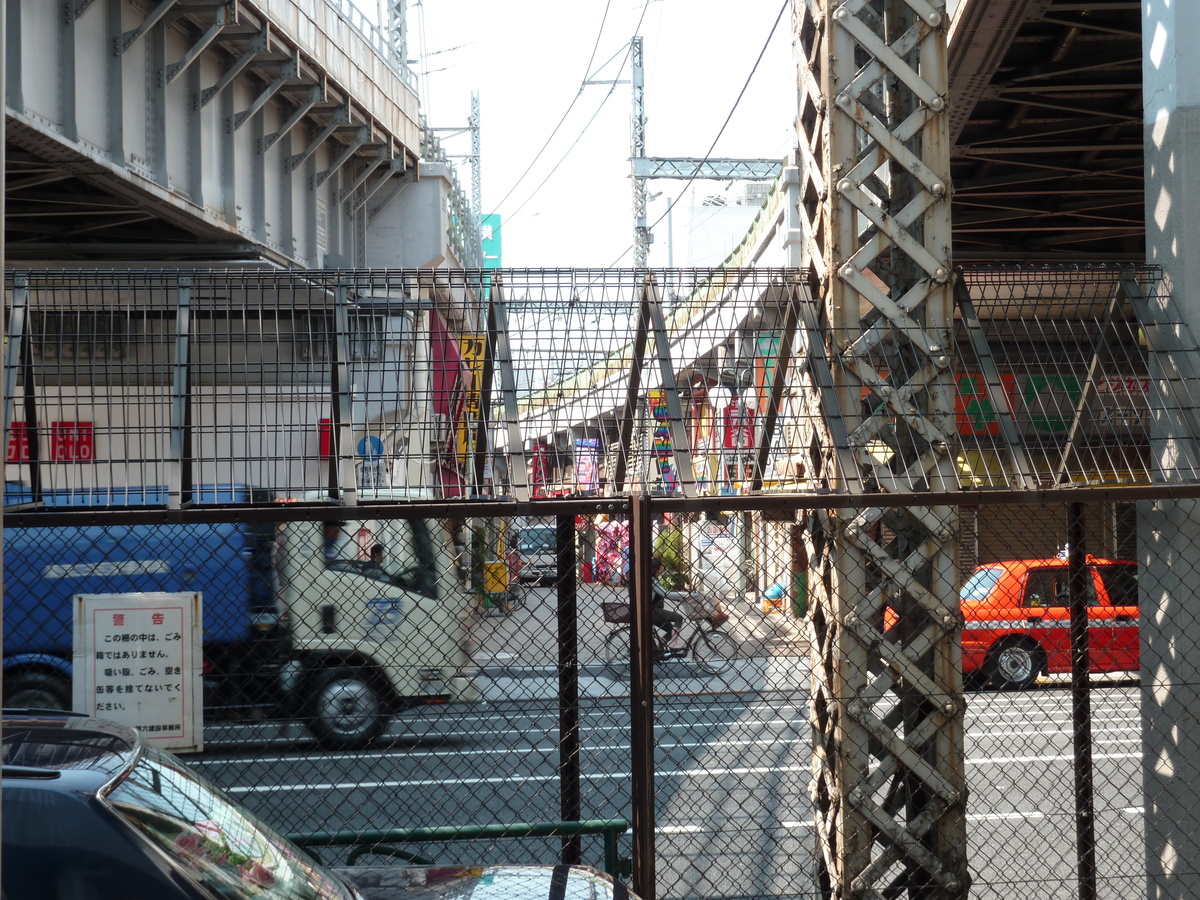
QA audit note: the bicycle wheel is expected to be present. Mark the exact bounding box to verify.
[505,584,527,610]
[692,627,739,675]
[602,626,633,676]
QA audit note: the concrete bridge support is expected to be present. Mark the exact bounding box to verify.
[1141,3,1200,896]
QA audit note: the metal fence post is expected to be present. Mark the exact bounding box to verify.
[556,512,582,865]
[1067,502,1096,900]
[630,494,656,900]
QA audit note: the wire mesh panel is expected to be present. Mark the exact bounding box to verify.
[8,264,1200,900]
[4,266,1182,507]
[3,489,1180,898]
[4,267,810,504]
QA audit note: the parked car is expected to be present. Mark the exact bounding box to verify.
[1,711,636,900]
[957,557,1139,689]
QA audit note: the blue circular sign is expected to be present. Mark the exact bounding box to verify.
[357,436,385,459]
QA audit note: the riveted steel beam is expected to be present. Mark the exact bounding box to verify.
[200,29,267,107]
[288,104,351,173]
[120,0,177,53]
[352,156,408,215]
[261,80,326,153]
[798,0,966,897]
[335,146,391,204]
[315,127,372,189]
[233,50,298,131]
[165,3,235,85]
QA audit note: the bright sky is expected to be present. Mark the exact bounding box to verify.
[403,0,797,268]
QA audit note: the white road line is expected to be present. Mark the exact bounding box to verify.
[201,729,1144,770]
[968,751,1139,766]
[199,735,810,768]
[226,764,813,795]
[966,811,1046,822]
[227,749,1145,795]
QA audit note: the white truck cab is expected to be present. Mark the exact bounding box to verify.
[280,493,478,749]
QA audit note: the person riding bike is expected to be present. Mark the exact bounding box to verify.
[650,556,686,650]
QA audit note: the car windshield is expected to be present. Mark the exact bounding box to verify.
[960,567,1003,603]
[520,528,555,552]
[107,746,357,900]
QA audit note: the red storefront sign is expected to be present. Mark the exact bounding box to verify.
[318,418,332,458]
[7,421,95,463]
[722,401,756,450]
[530,447,550,499]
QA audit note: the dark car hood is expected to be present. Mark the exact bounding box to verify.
[336,864,632,900]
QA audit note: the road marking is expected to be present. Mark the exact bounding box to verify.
[229,758,1137,801]
[200,724,1141,770]
[968,751,1139,766]
[199,724,806,768]
[226,764,813,795]
[199,735,810,769]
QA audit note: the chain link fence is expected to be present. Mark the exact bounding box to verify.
[5,265,1200,898]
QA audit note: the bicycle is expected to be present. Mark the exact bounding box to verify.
[600,595,739,676]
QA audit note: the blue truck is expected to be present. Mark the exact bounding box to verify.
[3,484,480,749]
[3,485,281,713]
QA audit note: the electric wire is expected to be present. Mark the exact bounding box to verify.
[492,1,657,227]
[607,0,791,267]
[487,0,619,219]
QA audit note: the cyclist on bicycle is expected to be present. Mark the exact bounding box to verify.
[651,556,686,649]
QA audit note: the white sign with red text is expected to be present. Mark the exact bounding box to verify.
[73,592,203,752]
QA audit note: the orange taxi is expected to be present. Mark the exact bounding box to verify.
[956,556,1139,688]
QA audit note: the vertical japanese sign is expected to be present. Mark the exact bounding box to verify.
[754,334,782,413]
[456,334,487,468]
[722,399,756,485]
[73,592,203,752]
[530,446,550,498]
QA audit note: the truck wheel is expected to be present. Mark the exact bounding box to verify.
[308,667,387,750]
[986,638,1043,690]
[4,671,71,710]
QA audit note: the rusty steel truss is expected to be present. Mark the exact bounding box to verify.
[795,0,967,896]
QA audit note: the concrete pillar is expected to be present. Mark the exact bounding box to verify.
[1141,3,1200,896]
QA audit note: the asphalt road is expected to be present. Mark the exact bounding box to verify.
[189,656,1144,900]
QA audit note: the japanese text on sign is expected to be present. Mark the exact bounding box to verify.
[73,593,203,752]
[7,421,95,463]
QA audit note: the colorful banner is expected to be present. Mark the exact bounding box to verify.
[574,437,601,493]
[722,400,756,450]
[648,391,677,490]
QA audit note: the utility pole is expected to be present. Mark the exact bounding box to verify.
[431,95,483,252]
[631,37,649,269]
[385,0,408,77]
[469,92,481,234]
[627,36,781,270]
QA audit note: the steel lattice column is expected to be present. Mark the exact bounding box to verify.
[794,0,967,896]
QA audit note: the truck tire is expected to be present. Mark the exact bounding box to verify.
[308,667,388,750]
[4,671,71,710]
